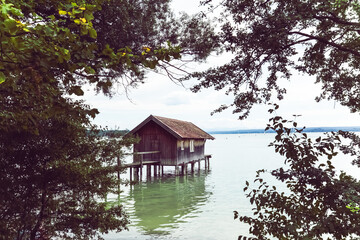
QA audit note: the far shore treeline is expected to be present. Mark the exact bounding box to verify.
[114,127,360,136]
[97,129,130,137]
[209,126,360,135]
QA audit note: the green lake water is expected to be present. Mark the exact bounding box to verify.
[104,133,360,240]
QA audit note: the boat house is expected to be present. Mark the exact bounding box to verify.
[127,115,214,177]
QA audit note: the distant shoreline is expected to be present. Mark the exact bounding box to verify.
[208,126,360,135]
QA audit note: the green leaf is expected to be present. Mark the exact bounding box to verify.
[89,28,97,39]
[1,2,14,15]
[84,11,94,22]
[80,26,88,35]
[62,48,71,61]
[4,18,17,34]
[58,10,67,15]
[85,66,96,74]
[0,72,5,84]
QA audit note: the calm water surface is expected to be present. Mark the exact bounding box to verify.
[104,133,359,240]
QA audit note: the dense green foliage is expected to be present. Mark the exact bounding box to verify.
[235,107,360,239]
[192,0,360,239]
[0,97,134,239]
[192,0,360,119]
[0,0,186,98]
[0,0,217,239]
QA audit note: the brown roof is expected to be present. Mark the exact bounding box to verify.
[128,115,215,140]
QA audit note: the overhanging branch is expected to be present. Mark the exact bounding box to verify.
[288,31,360,57]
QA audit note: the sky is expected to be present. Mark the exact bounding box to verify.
[81,0,360,132]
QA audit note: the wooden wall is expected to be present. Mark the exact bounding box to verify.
[176,139,205,165]
[133,121,208,166]
[133,121,177,165]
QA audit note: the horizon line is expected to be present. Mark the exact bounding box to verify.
[208,126,360,134]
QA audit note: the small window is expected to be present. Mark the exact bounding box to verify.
[181,141,184,150]
[190,140,194,152]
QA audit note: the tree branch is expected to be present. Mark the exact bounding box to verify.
[313,14,360,27]
[288,31,360,57]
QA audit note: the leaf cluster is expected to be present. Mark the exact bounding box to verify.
[192,0,360,119]
[0,89,138,239]
[0,0,218,239]
[0,0,190,99]
[235,111,360,239]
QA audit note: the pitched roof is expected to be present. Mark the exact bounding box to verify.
[128,115,215,140]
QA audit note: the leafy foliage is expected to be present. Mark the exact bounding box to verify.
[93,0,219,62]
[0,0,187,98]
[191,0,360,238]
[235,108,360,239]
[0,93,135,239]
[191,0,360,119]
[0,0,217,239]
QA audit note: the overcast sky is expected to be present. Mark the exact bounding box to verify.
[82,0,360,131]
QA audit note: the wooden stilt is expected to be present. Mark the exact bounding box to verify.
[146,165,151,178]
[154,164,158,177]
[139,166,143,181]
[139,154,143,181]
[125,152,213,181]
[134,167,139,181]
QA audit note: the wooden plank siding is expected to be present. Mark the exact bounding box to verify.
[128,115,214,167]
[133,121,177,166]
[176,139,206,165]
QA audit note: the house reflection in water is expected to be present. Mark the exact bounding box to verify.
[125,172,212,236]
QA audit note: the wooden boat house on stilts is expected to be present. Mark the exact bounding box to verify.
[126,115,214,180]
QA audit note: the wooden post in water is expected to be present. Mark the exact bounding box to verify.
[139,154,143,181]
[130,167,133,182]
[175,165,179,175]
[198,160,201,171]
[146,165,151,178]
[134,167,139,181]
[154,164,158,177]
[204,157,208,169]
[161,165,164,176]
[191,162,195,173]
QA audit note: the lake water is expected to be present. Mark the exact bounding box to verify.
[104,133,360,240]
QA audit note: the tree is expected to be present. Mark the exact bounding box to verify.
[90,0,219,87]
[0,0,217,239]
[191,0,360,119]
[0,90,134,239]
[235,107,360,239]
[189,0,360,238]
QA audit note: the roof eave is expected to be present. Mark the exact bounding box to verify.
[127,115,182,140]
[127,115,215,140]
